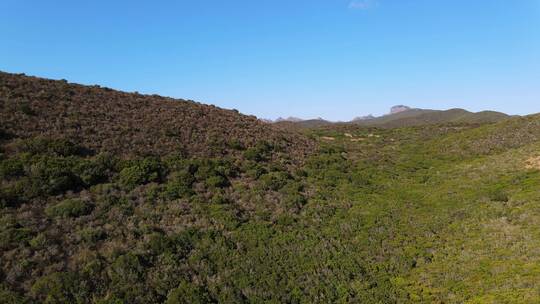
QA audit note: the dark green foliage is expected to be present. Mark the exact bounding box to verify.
[119,157,162,190]
[0,157,25,179]
[205,175,229,188]
[259,171,291,191]
[228,139,244,150]
[19,102,35,116]
[243,141,273,161]
[107,253,153,302]
[0,284,27,304]
[25,156,82,197]
[75,153,118,187]
[78,227,106,244]
[488,187,509,202]
[0,183,24,208]
[162,170,195,199]
[45,199,93,218]
[0,223,32,249]
[17,138,83,157]
[165,281,211,304]
[31,272,88,304]
[109,253,145,284]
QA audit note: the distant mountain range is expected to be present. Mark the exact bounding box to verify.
[268,105,511,129]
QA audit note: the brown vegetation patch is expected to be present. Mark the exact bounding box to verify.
[0,72,316,160]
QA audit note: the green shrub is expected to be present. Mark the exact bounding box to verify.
[26,157,82,197]
[259,171,291,191]
[108,253,145,289]
[0,157,25,179]
[0,284,27,304]
[31,272,88,304]
[94,296,125,304]
[0,225,32,249]
[205,175,229,188]
[162,170,195,199]
[194,159,236,180]
[146,233,175,255]
[78,227,106,244]
[119,157,162,190]
[18,138,82,157]
[244,141,273,162]
[211,192,229,204]
[45,199,93,218]
[244,162,268,179]
[165,281,211,304]
[75,153,118,187]
[19,102,36,115]
[228,139,245,150]
[0,183,24,208]
[29,233,47,248]
[488,188,509,202]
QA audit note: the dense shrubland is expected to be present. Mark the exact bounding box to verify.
[2,72,540,303]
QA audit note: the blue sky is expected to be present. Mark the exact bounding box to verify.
[1,0,539,120]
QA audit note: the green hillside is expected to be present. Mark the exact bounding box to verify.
[352,108,510,128]
[1,73,540,303]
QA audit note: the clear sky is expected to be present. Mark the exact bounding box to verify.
[1,0,539,120]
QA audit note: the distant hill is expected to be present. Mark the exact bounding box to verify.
[353,107,511,128]
[270,105,511,130]
[390,105,411,114]
[273,118,334,130]
[0,72,315,159]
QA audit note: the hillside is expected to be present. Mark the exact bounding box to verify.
[273,118,334,130]
[0,72,314,160]
[352,107,511,128]
[271,107,510,130]
[2,71,540,303]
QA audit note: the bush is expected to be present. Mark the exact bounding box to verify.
[162,170,195,200]
[0,157,25,179]
[0,225,32,249]
[488,188,509,202]
[29,233,47,248]
[119,157,162,190]
[205,175,229,189]
[259,171,291,191]
[194,159,236,180]
[26,157,82,197]
[244,141,273,162]
[31,272,88,304]
[0,184,24,208]
[0,284,26,304]
[108,253,148,302]
[78,227,107,244]
[19,102,36,115]
[45,199,93,218]
[18,138,82,157]
[165,281,211,304]
[75,153,118,187]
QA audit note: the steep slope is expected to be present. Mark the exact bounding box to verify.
[0,72,314,160]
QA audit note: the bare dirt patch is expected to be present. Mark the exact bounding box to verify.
[321,136,336,141]
[525,156,540,170]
